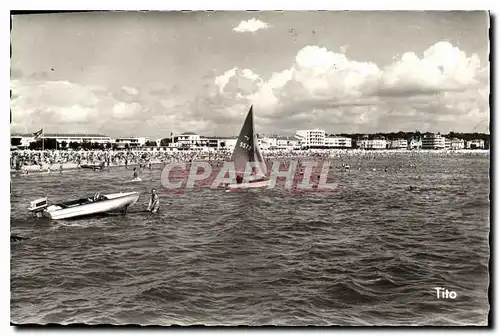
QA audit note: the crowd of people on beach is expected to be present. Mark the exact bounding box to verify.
[10,149,204,172]
[10,147,488,173]
[9,148,331,171]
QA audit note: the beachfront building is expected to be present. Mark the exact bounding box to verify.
[10,133,34,148]
[258,136,277,150]
[422,133,446,149]
[114,137,148,148]
[450,138,465,150]
[325,136,352,148]
[408,137,422,150]
[356,136,387,150]
[357,139,387,150]
[169,132,214,150]
[295,129,326,148]
[201,136,221,150]
[389,139,407,150]
[275,136,301,151]
[444,138,451,150]
[11,132,113,149]
[53,134,113,145]
[174,132,202,148]
[466,139,485,149]
[202,136,238,151]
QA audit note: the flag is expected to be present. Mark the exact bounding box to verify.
[33,128,43,139]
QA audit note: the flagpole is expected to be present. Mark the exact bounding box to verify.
[41,127,44,151]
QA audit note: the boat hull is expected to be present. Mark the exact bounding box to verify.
[80,164,103,170]
[42,192,140,220]
[226,180,269,192]
[125,177,142,183]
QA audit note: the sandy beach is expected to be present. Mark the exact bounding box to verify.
[10,160,163,174]
[11,148,489,175]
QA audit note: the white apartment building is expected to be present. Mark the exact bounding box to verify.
[467,139,485,149]
[450,138,465,150]
[325,136,352,148]
[295,129,326,148]
[444,138,451,150]
[174,132,202,147]
[115,137,148,148]
[201,136,236,150]
[389,139,408,149]
[357,138,387,150]
[170,132,218,150]
[170,133,246,151]
[422,133,446,149]
[276,136,301,150]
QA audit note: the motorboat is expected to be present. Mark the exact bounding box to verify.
[80,163,104,170]
[28,191,140,220]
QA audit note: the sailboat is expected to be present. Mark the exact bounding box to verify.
[226,106,269,191]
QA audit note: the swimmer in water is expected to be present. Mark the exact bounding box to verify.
[236,174,243,184]
[147,188,160,213]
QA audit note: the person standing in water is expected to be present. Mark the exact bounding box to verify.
[147,188,159,213]
[133,167,139,179]
[236,174,243,184]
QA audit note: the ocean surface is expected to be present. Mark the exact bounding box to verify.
[10,152,490,326]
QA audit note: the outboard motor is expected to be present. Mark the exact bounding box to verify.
[28,197,48,218]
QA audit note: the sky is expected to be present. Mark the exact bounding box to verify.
[10,11,490,138]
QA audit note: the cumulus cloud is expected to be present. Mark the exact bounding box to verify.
[380,42,481,96]
[9,77,216,137]
[122,86,139,96]
[12,80,102,108]
[53,105,98,123]
[10,41,488,138]
[112,101,142,119]
[233,18,270,33]
[214,68,237,93]
[10,79,147,136]
[208,41,488,134]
